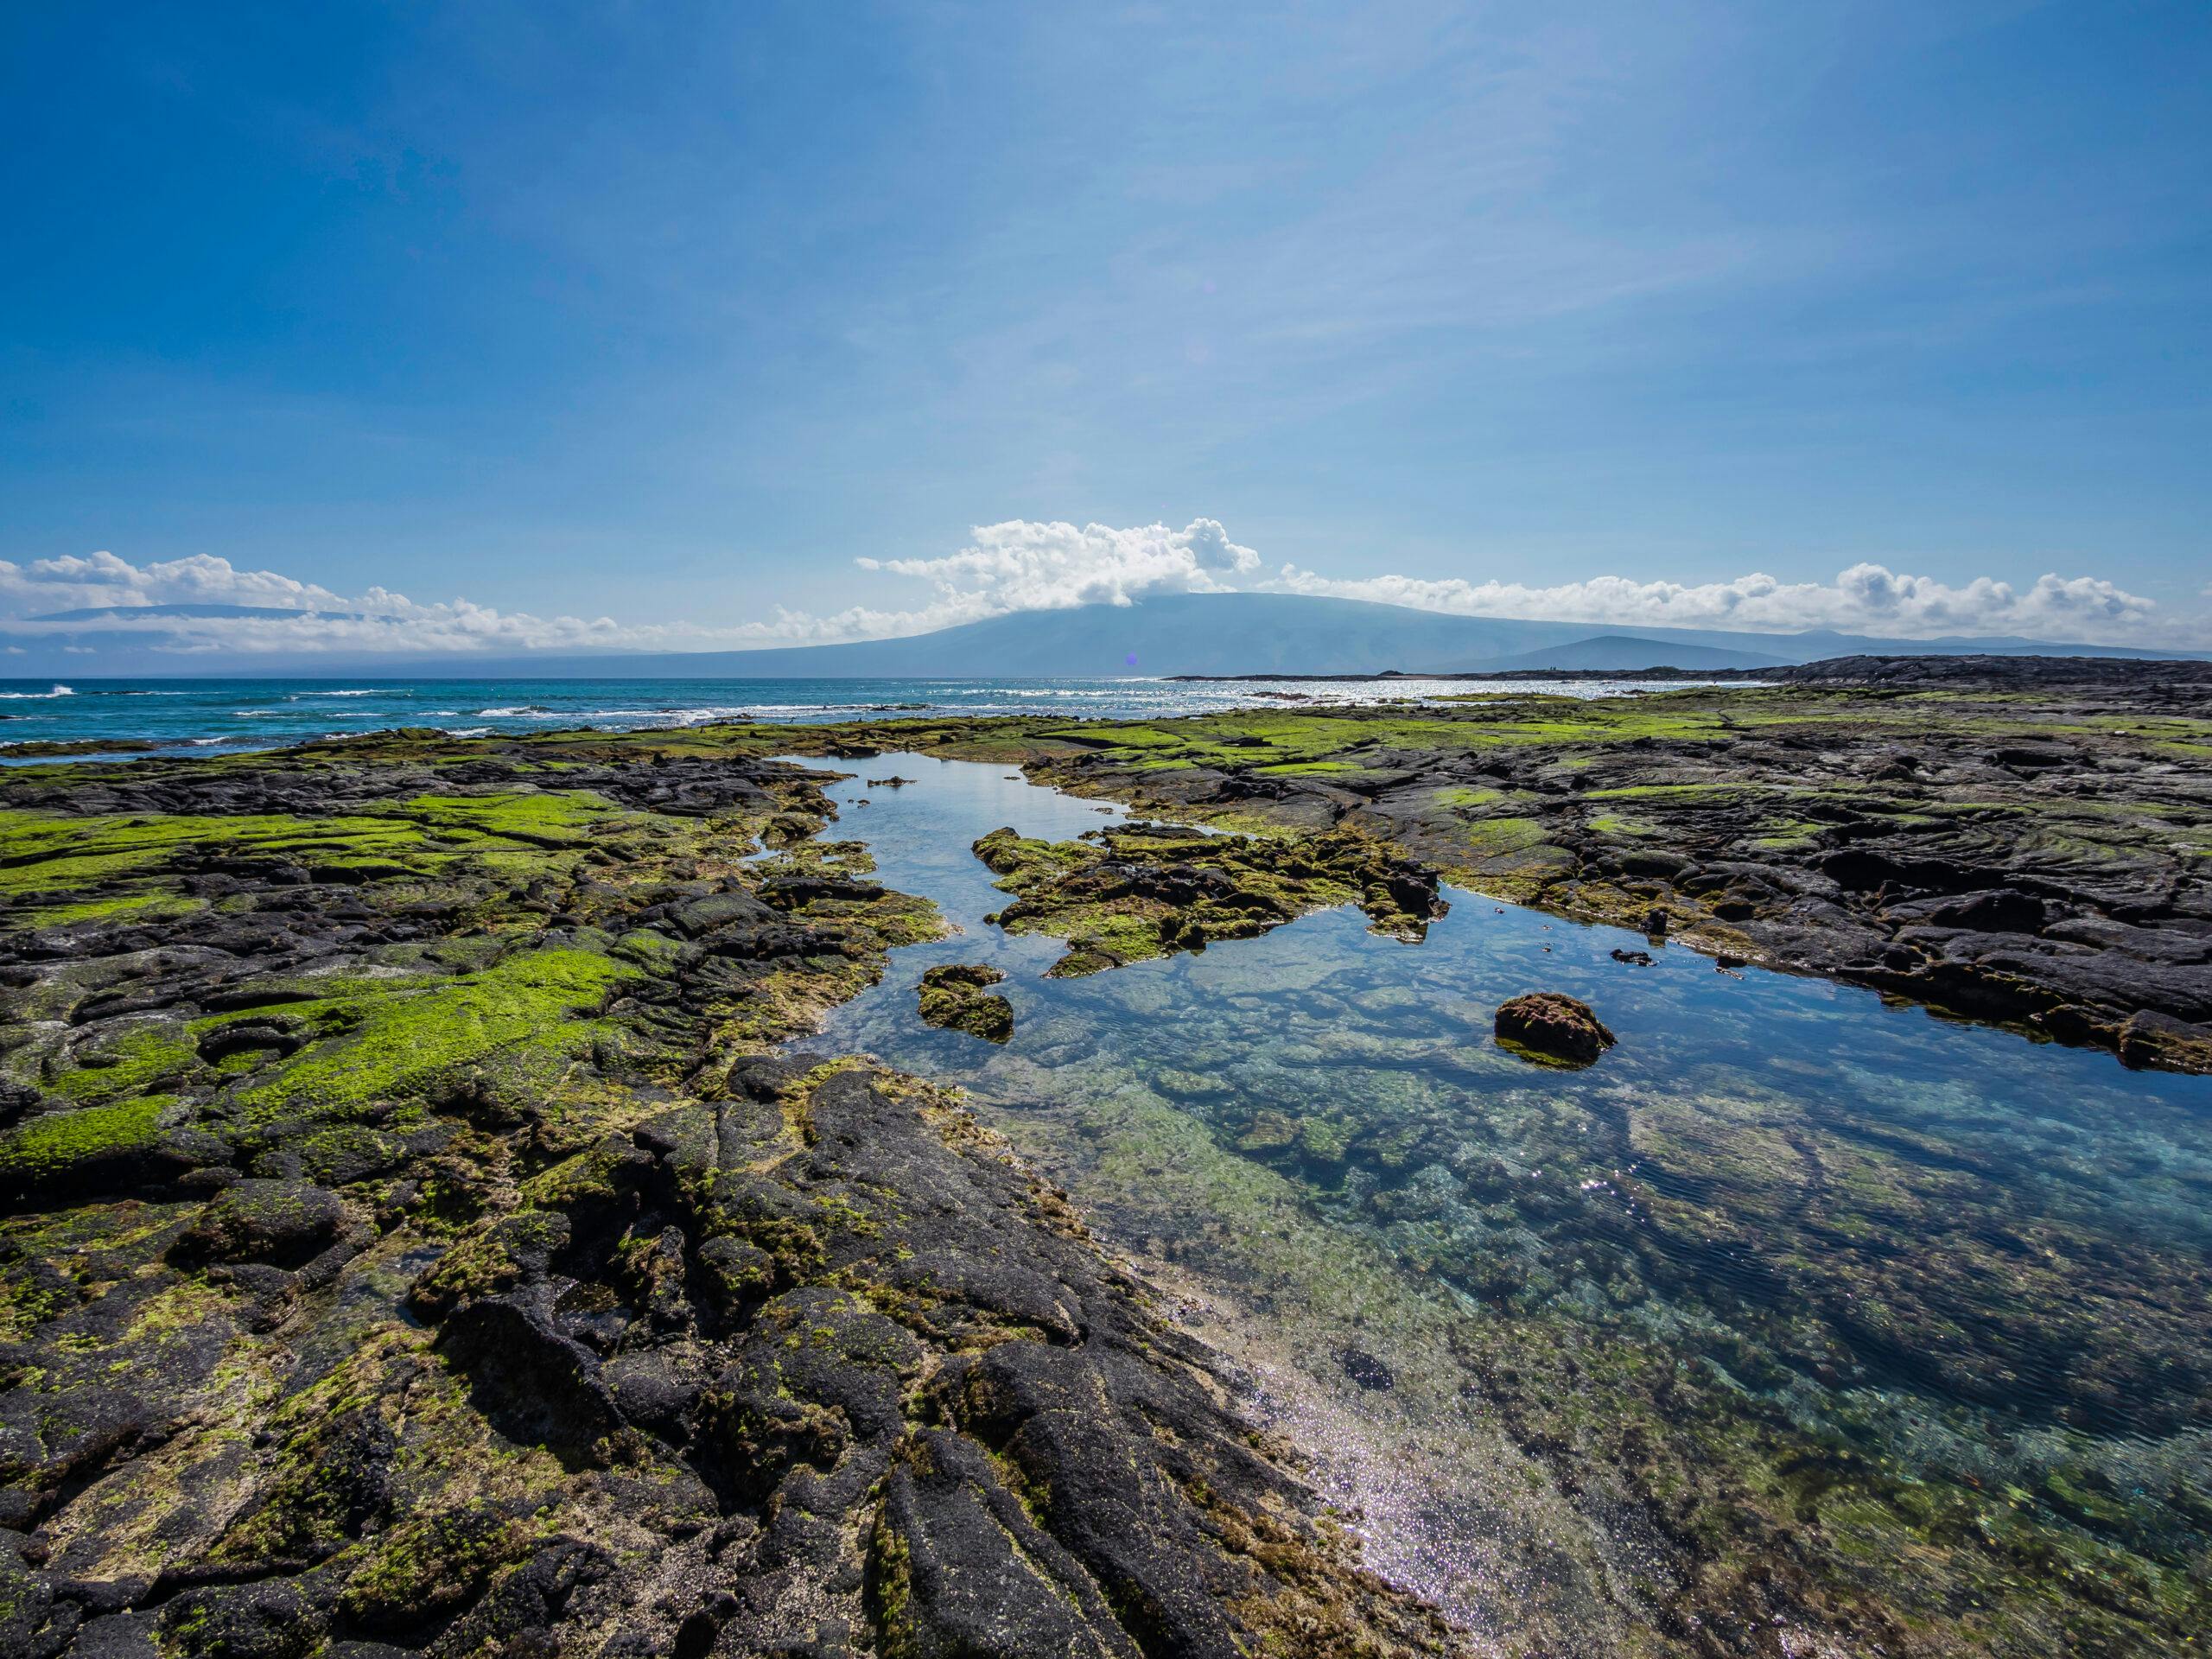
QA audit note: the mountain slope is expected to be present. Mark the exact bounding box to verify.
[0,591,2193,677]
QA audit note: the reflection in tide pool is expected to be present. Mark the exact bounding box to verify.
[782,753,2212,1655]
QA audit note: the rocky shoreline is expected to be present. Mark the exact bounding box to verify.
[955,657,2210,1074]
[0,734,1446,1658]
[3,656,2209,1656]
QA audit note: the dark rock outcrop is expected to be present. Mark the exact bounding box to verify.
[1494,992,1617,1065]
[0,729,1450,1657]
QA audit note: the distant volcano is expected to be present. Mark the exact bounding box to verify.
[1,591,2193,677]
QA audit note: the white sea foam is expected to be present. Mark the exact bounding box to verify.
[0,683,73,700]
[467,705,756,726]
[658,707,753,724]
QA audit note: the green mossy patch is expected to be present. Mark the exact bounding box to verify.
[41,1024,200,1106]
[0,1096,171,1181]
[386,788,627,847]
[915,963,1014,1042]
[974,820,1443,976]
[336,1504,533,1634]
[238,946,639,1124]
[11,891,206,929]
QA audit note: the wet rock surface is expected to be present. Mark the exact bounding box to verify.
[1492,992,1615,1065]
[974,819,1447,976]
[913,963,1013,1042]
[0,729,1448,1656]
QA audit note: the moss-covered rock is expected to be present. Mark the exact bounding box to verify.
[1493,991,1617,1066]
[169,1179,353,1269]
[916,963,1014,1042]
[975,819,1446,976]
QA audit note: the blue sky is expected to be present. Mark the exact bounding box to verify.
[3,1,2209,654]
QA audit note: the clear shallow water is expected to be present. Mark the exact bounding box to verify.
[0,672,1708,761]
[779,753,2212,1652]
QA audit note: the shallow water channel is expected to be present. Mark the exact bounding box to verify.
[778,752,2212,1654]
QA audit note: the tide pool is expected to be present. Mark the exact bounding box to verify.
[780,751,2212,1655]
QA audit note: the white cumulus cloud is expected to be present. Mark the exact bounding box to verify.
[0,551,349,616]
[0,552,636,655]
[0,520,1265,656]
[1262,562,2165,645]
[702,518,1269,648]
[857,518,1260,614]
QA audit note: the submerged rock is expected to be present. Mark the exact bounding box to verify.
[1341,1347,1395,1391]
[1494,992,1616,1065]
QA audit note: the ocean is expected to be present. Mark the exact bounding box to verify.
[0,673,1672,760]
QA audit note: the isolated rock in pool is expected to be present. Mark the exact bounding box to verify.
[1495,992,1616,1065]
[918,963,1014,1042]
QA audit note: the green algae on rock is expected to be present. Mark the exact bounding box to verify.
[0,728,1451,1657]
[974,818,1447,976]
[913,963,1013,1042]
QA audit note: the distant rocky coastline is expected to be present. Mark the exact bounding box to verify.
[1170,650,2212,687]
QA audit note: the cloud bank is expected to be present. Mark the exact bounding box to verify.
[0,551,632,654]
[0,522,2191,657]
[1264,563,2163,643]
[0,520,1268,656]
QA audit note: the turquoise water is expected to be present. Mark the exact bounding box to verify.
[0,672,1669,760]
[780,753,2212,1653]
